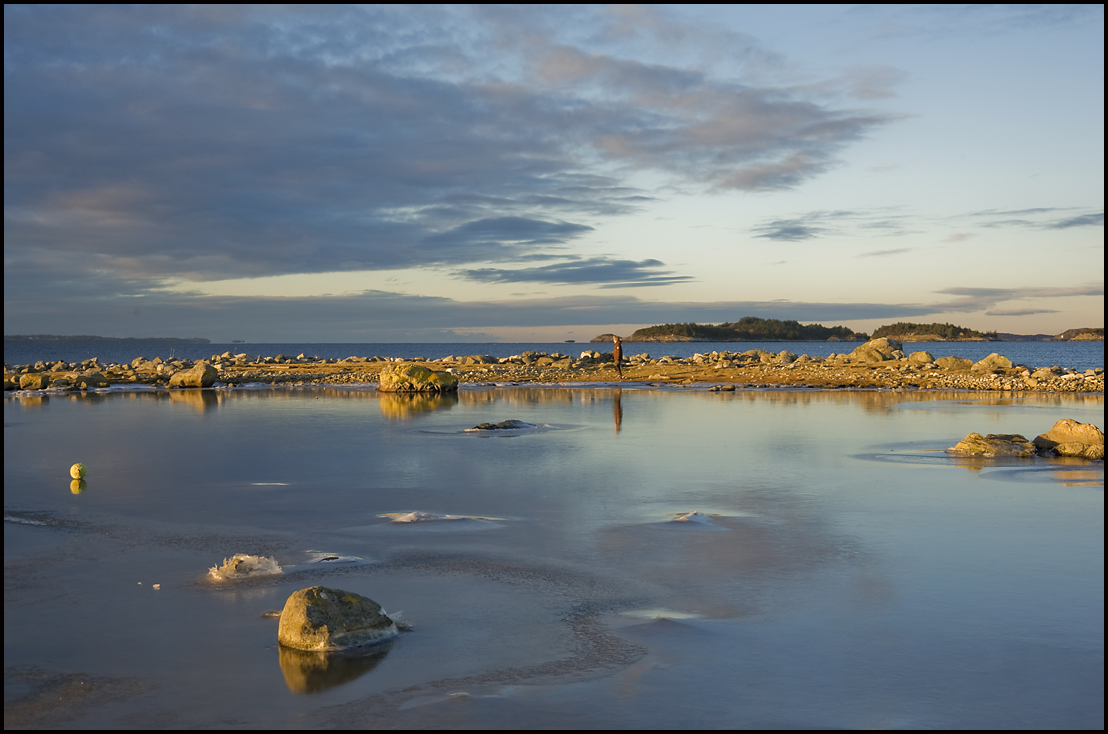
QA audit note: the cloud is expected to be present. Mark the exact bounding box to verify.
[857,248,912,257]
[1044,212,1104,229]
[423,217,595,255]
[752,220,829,241]
[984,308,1059,316]
[458,257,693,287]
[934,284,1104,311]
[4,4,899,298]
[752,208,913,241]
[966,208,1104,230]
[942,233,974,243]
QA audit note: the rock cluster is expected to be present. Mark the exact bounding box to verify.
[4,338,1104,393]
[948,419,1103,460]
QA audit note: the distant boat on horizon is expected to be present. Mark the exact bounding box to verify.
[565,339,575,342]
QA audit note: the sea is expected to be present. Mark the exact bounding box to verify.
[4,339,1105,371]
[4,349,1104,727]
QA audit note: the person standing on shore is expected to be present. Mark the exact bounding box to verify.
[612,335,623,380]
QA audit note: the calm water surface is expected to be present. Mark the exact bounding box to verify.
[4,387,1104,728]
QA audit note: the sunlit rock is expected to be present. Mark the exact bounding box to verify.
[169,362,218,388]
[1033,419,1104,460]
[972,353,1013,370]
[377,364,458,393]
[935,356,974,370]
[849,337,905,363]
[947,433,1036,458]
[278,586,398,652]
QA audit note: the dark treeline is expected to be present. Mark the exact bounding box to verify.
[870,322,997,340]
[629,317,867,341]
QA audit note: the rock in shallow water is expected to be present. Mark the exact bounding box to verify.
[465,419,535,431]
[947,433,1037,458]
[1033,419,1104,460]
[278,586,398,652]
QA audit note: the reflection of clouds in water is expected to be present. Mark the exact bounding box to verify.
[596,494,870,619]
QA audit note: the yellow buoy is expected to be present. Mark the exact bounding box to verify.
[70,463,86,479]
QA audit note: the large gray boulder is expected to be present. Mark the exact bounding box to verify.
[278,586,398,652]
[1033,419,1104,460]
[947,433,1037,458]
[907,351,935,364]
[168,362,218,388]
[849,337,905,363]
[377,364,458,393]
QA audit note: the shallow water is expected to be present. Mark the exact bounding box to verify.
[4,387,1104,728]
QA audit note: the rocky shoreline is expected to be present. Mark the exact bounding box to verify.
[4,338,1103,394]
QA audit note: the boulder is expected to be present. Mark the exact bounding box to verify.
[849,337,905,363]
[77,371,110,389]
[907,351,935,364]
[278,586,398,652]
[465,419,535,431]
[19,373,50,390]
[946,433,1037,458]
[1033,419,1104,460]
[935,356,974,370]
[972,353,1013,371]
[377,364,458,393]
[168,362,218,388]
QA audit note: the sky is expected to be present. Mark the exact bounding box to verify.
[4,4,1104,342]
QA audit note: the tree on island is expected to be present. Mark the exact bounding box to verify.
[624,318,867,342]
[870,322,997,340]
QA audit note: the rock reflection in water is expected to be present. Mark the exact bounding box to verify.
[377,391,458,420]
[277,644,391,694]
[166,388,220,412]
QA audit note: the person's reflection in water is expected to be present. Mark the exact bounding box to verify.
[614,389,623,434]
[277,644,391,694]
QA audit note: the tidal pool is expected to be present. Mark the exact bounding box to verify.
[4,387,1103,728]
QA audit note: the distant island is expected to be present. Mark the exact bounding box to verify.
[593,318,868,343]
[870,322,998,341]
[5,334,210,344]
[593,319,1103,343]
[1052,327,1103,341]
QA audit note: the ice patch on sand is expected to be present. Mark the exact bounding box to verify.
[207,553,282,581]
